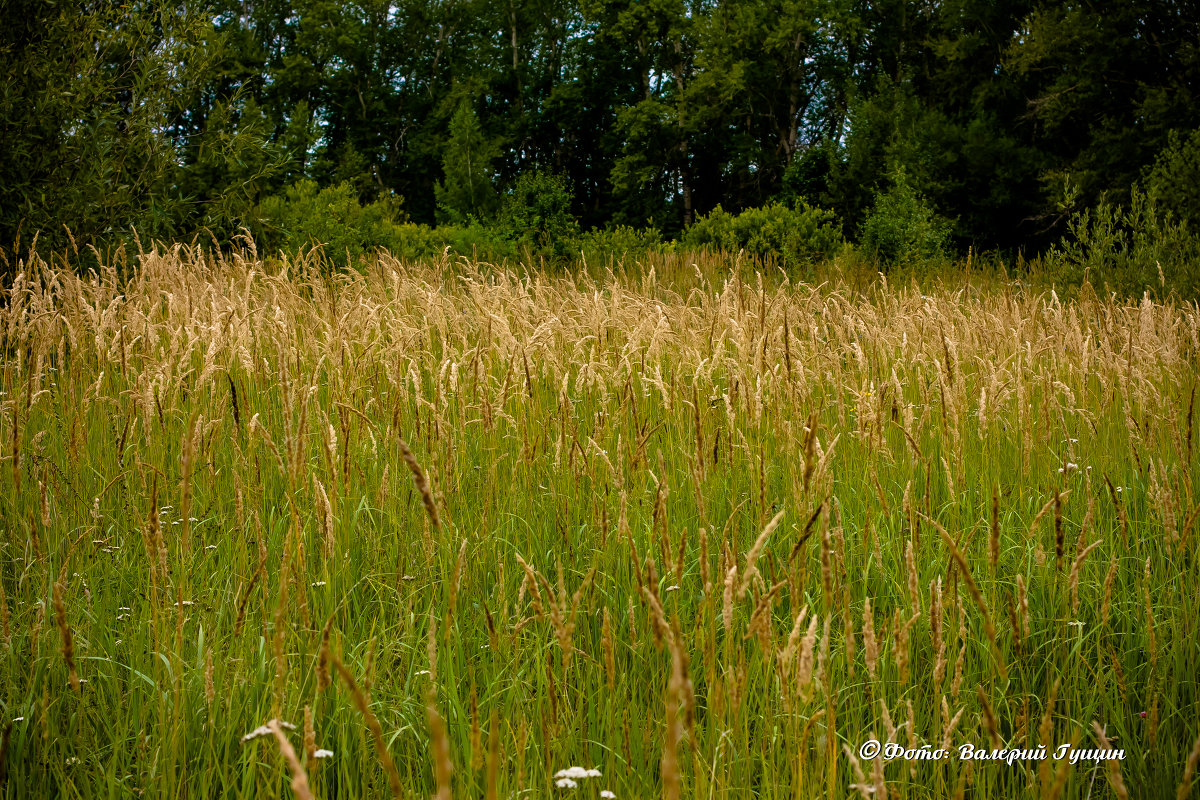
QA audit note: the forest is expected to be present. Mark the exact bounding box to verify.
[2,0,1200,288]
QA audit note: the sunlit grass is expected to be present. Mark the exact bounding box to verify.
[0,244,1197,798]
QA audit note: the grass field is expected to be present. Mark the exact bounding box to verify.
[1,244,1198,799]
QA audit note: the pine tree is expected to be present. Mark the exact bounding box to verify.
[435,101,499,225]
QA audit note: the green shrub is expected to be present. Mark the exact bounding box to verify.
[681,202,843,267]
[1141,127,1200,231]
[254,179,409,266]
[581,224,666,261]
[858,171,952,266]
[495,171,581,264]
[1044,188,1200,299]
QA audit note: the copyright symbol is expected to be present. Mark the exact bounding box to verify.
[859,740,881,760]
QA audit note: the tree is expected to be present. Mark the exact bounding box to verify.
[0,1,205,252]
[435,100,501,224]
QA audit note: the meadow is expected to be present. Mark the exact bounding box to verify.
[0,243,1198,799]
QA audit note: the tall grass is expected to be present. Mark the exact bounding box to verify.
[0,243,1197,798]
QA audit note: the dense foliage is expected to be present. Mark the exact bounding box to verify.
[2,0,1199,289]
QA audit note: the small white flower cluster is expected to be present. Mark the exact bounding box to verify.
[553,766,604,789]
[241,719,296,743]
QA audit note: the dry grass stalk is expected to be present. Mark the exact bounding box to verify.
[1044,730,1080,800]
[1028,491,1068,546]
[448,538,467,617]
[905,540,920,613]
[1177,730,1200,800]
[739,506,785,598]
[399,437,440,532]
[204,649,215,707]
[951,606,967,700]
[1177,500,1200,555]
[1016,574,1030,639]
[802,411,818,493]
[940,696,964,750]
[1037,678,1061,789]
[52,581,79,693]
[815,613,831,687]
[644,585,675,650]
[843,743,872,800]
[894,612,919,685]
[485,706,500,800]
[977,685,1001,749]
[797,613,819,702]
[862,596,878,681]
[721,565,736,632]
[303,705,316,764]
[880,700,896,744]
[331,655,405,799]
[233,547,268,637]
[268,719,315,800]
[871,744,886,798]
[38,470,50,527]
[922,512,1004,677]
[1090,722,1129,800]
[313,476,335,558]
[661,627,692,800]
[427,688,454,800]
[602,607,616,690]
[1101,555,1118,628]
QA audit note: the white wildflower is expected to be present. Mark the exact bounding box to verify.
[241,719,296,743]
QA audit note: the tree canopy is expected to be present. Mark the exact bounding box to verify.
[2,0,1198,259]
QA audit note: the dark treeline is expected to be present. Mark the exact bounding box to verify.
[3,0,1199,274]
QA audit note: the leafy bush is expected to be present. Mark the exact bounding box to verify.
[254,179,409,265]
[494,171,581,264]
[858,171,952,266]
[1044,188,1200,299]
[1141,127,1200,231]
[680,202,843,267]
[581,224,666,261]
